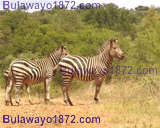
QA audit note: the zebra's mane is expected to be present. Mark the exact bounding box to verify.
[48,47,60,58]
[97,40,109,54]
[48,45,66,58]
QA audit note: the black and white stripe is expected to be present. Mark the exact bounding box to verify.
[3,58,37,89]
[58,39,124,105]
[5,45,67,106]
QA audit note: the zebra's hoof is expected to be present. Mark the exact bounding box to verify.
[29,101,34,105]
[64,100,73,106]
[68,101,73,106]
[64,100,67,104]
[5,101,10,106]
[16,101,20,106]
[69,103,73,106]
[44,99,50,104]
[10,101,13,106]
[94,97,99,103]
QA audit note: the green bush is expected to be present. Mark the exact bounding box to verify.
[0,5,160,95]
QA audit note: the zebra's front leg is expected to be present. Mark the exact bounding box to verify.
[44,78,52,103]
[62,78,73,106]
[94,79,104,103]
[5,79,13,106]
[26,85,33,105]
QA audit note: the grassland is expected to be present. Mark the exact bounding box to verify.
[0,75,160,128]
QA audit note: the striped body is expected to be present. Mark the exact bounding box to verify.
[10,58,55,86]
[5,46,67,105]
[59,54,112,81]
[4,58,57,87]
[58,39,124,106]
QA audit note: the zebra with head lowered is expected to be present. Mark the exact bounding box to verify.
[5,45,68,106]
[58,39,125,106]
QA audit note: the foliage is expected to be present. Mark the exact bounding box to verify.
[0,4,160,89]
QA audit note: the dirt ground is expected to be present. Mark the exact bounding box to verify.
[0,80,160,128]
[0,88,107,128]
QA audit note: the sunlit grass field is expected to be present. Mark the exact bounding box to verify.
[0,75,160,127]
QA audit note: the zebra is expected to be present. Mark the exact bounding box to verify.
[3,58,40,105]
[58,39,124,106]
[5,45,68,106]
[4,68,33,105]
[4,65,57,106]
[3,58,37,89]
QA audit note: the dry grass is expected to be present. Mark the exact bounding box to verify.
[0,76,160,128]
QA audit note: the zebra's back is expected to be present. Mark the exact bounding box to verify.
[59,55,100,81]
[10,58,53,85]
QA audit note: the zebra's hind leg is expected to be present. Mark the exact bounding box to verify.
[26,85,33,105]
[62,77,73,106]
[5,79,13,106]
[14,83,22,105]
[94,79,104,103]
[44,78,52,103]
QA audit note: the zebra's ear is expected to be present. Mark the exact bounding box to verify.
[60,45,67,52]
[109,40,113,48]
[115,39,118,43]
[61,45,64,48]
[60,45,64,51]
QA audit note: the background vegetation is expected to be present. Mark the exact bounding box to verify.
[0,3,159,93]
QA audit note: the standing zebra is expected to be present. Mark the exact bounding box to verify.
[58,39,124,106]
[4,68,33,105]
[3,57,37,89]
[5,45,67,106]
[3,58,46,105]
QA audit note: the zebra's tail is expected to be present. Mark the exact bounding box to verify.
[3,69,9,90]
[52,64,62,77]
[3,69,8,79]
[52,64,59,73]
[8,60,15,80]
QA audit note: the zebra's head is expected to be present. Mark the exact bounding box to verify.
[58,45,68,58]
[108,39,124,60]
[49,45,68,60]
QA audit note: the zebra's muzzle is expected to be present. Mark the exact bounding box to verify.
[120,55,125,60]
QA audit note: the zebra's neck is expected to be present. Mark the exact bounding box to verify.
[100,50,113,68]
[48,52,61,68]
